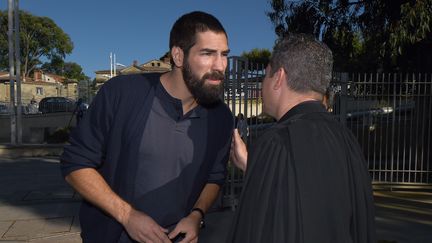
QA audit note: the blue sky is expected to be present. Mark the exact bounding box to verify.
[1,0,277,79]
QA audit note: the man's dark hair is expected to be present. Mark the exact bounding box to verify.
[169,11,227,64]
[270,33,333,95]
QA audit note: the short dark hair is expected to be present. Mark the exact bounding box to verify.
[270,33,333,95]
[169,11,227,63]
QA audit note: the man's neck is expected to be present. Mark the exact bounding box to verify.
[276,91,322,121]
[160,70,198,115]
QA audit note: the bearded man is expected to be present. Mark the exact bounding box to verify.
[60,11,233,243]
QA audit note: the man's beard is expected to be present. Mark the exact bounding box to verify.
[182,60,225,107]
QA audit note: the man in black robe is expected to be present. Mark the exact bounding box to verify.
[228,34,376,243]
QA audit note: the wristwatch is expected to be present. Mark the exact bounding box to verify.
[191,208,206,228]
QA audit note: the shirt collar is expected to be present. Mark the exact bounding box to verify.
[155,80,207,119]
[278,100,327,123]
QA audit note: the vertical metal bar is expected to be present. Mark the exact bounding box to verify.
[244,59,249,119]
[14,0,22,144]
[408,73,415,183]
[229,57,237,211]
[339,73,348,127]
[379,73,385,182]
[419,73,427,183]
[231,57,237,115]
[413,73,421,183]
[402,73,408,183]
[384,73,391,182]
[249,63,253,141]
[396,73,403,183]
[390,73,396,183]
[372,73,378,181]
[426,74,432,183]
[356,73,361,146]
[8,0,16,145]
[387,73,392,182]
[359,73,375,175]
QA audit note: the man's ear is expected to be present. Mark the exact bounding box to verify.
[171,46,184,67]
[273,67,285,90]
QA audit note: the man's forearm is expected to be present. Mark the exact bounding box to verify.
[65,168,131,225]
[192,183,220,213]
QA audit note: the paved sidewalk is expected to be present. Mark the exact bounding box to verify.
[1,157,431,243]
[0,157,81,242]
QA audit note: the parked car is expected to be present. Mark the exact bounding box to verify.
[0,103,9,114]
[38,97,76,113]
[0,103,33,115]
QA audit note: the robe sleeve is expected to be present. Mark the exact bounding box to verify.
[227,131,302,243]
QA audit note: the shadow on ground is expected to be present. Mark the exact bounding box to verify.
[0,157,81,241]
[374,190,432,243]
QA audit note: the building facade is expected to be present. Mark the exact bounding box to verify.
[0,70,78,104]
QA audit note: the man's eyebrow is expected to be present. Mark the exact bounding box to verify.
[199,48,231,54]
[200,48,217,53]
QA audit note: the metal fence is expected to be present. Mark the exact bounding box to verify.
[221,57,432,208]
[331,73,432,185]
[222,57,268,209]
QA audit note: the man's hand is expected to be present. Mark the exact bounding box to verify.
[230,129,248,172]
[121,208,170,243]
[168,212,201,243]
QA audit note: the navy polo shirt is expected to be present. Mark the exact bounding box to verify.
[133,81,208,228]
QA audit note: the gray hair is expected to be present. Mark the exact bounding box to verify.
[269,33,333,95]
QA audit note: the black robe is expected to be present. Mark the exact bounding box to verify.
[227,101,376,243]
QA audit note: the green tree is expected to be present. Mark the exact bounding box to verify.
[40,55,64,74]
[0,10,73,78]
[41,57,89,81]
[266,0,432,72]
[159,51,171,61]
[63,62,89,81]
[241,48,271,69]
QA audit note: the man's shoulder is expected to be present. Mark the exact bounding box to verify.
[102,73,161,92]
[257,125,287,146]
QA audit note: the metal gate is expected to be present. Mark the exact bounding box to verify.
[331,73,432,184]
[222,56,267,209]
[222,57,432,208]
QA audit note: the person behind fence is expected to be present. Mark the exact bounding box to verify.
[228,34,376,243]
[60,11,233,243]
[27,97,38,114]
[74,98,87,125]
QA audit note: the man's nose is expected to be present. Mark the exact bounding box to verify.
[212,54,227,72]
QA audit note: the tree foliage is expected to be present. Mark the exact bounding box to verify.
[241,48,271,69]
[41,57,89,81]
[266,0,432,72]
[0,10,73,78]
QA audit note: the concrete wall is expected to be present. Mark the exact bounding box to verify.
[22,82,59,102]
[0,112,76,144]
